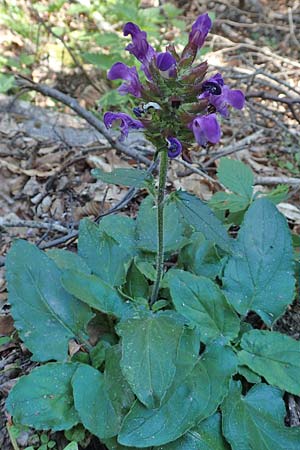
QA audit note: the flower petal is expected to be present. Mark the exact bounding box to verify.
[192,114,221,146]
[156,52,176,71]
[189,13,212,49]
[103,112,144,141]
[226,89,245,110]
[167,137,182,158]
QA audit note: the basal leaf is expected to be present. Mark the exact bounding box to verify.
[6,363,79,430]
[175,191,232,253]
[178,232,223,279]
[78,219,132,287]
[100,215,137,255]
[222,381,300,450]
[168,270,240,344]
[61,270,133,319]
[92,168,153,188]
[237,365,261,384]
[155,413,229,450]
[223,198,295,325]
[6,241,93,362]
[116,312,184,409]
[239,329,300,395]
[217,158,254,200]
[118,344,237,447]
[123,261,149,300]
[104,344,135,417]
[47,249,91,274]
[72,364,119,440]
[136,196,186,253]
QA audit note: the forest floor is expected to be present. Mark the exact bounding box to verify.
[0,0,300,449]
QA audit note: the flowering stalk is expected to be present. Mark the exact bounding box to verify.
[150,150,168,306]
[103,13,245,305]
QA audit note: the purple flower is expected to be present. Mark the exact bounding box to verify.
[104,112,144,141]
[190,114,221,146]
[167,137,182,158]
[189,13,212,49]
[107,62,142,98]
[123,22,156,78]
[200,73,245,117]
[156,52,177,72]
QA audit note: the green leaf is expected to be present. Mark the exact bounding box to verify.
[237,365,261,384]
[217,158,254,200]
[136,196,186,253]
[78,219,132,286]
[178,232,224,279]
[209,192,249,213]
[63,443,78,450]
[123,261,149,300]
[100,215,137,255]
[46,249,91,274]
[155,413,229,450]
[264,184,289,204]
[90,340,110,369]
[168,270,240,344]
[72,364,119,439]
[223,198,295,325]
[6,363,79,430]
[118,344,237,447]
[61,270,133,319]
[116,312,184,408]
[175,191,232,253]
[222,381,300,450]
[92,168,153,188]
[104,345,135,417]
[239,329,300,395]
[82,52,119,70]
[0,74,15,93]
[6,241,93,362]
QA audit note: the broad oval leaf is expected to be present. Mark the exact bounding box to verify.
[136,196,186,253]
[61,270,133,319]
[6,240,93,362]
[72,364,119,440]
[92,167,153,188]
[217,157,254,200]
[6,363,79,430]
[223,198,295,325]
[222,381,300,450]
[175,191,232,253]
[239,329,300,395]
[118,344,237,447]
[178,232,224,279]
[104,344,135,417]
[46,249,91,274]
[168,269,240,344]
[117,312,184,409]
[155,413,229,450]
[78,219,132,287]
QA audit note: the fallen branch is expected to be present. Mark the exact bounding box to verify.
[16,77,151,166]
[255,175,300,186]
[0,219,69,233]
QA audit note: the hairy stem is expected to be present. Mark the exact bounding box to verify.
[150,151,168,306]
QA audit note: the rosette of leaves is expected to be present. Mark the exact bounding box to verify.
[5,160,300,449]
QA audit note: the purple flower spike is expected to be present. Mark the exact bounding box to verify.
[123,22,156,78]
[167,137,182,158]
[191,114,221,146]
[104,112,144,141]
[156,52,176,71]
[108,62,142,98]
[189,13,212,49]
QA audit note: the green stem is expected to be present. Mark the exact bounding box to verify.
[150,150,168,306]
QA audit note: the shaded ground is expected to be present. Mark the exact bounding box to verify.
[0,0,300,449]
